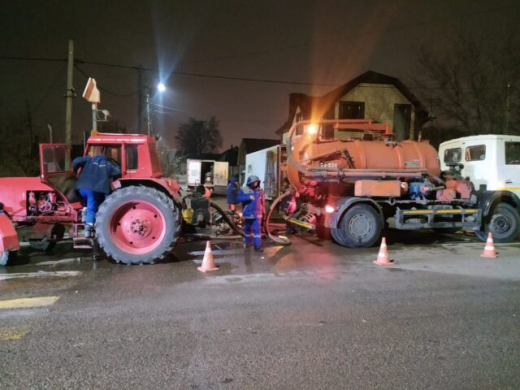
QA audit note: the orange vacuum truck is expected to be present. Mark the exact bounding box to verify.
[271,119,519,247]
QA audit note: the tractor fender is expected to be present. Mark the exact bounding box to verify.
[113,178,183,205]
[477,190,520,218]
[326,197,384,229]
[0,213,20,252]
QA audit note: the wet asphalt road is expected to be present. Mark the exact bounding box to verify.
[1,231,520,390]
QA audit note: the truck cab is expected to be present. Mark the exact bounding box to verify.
[439,135,520,198]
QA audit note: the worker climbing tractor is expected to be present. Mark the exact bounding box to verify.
[73,146,121,237]
[237,175,265,252]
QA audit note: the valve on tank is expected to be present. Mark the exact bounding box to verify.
[408,179,435,200]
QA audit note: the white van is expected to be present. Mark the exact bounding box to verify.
[439,135,520,198]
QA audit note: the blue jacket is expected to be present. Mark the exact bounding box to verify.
[73,155,121,194]
[226,178,238,204]
[236,186,265,219]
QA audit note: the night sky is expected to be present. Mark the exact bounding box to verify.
[1,0,519,150]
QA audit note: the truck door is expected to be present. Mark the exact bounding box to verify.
[39,144,80,202]
[187,159,202,186]
[500,139,520,197]
[213,162,229,187]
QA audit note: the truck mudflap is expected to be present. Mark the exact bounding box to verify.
[395,208,482,230]
[0,213,20,252]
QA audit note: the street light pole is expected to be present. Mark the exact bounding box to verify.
[145,87,151,137]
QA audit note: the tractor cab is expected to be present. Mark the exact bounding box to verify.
[85,132,162,179]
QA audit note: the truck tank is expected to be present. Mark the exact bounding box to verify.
[286,120,441,199]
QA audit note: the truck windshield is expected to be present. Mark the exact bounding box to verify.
[505,142,520,165]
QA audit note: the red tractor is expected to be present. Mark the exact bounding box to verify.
[0,133,183,265]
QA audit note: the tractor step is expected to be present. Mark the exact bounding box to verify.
[73,237,94,249]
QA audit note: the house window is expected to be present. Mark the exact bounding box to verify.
[505,142,520,165]
[465,145,486,161]
[339,101,365,119]
[444,148,462,164]
[321,125,335,139]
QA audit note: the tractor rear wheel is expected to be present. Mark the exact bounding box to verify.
[95,186,181,265]
[334,204,382,248]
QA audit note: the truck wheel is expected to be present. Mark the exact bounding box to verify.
[476,203,519,243]
[336,204,382,248]
[95,186,181,265]
[331,227,346,244]
[0,251,16,266]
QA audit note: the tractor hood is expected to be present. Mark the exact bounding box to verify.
[0,177,54,219]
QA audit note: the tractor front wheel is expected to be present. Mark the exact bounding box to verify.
[95,186,181,265]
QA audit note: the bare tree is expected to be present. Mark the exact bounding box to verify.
[158,147,186,178]
[175,116,223,158]
[413,31,520,135]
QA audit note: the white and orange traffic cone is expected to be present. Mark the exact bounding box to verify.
[481,233,498,258]
[373,237,394,266]
[198,241,219,273]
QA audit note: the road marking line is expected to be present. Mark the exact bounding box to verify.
[0,271,81,280]
[0,296,60,310]
[35,258,80,266]
[0,325,31,341]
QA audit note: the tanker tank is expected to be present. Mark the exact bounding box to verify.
[285,120,441,199]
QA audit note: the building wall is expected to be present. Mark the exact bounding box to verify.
[334,83,416,140]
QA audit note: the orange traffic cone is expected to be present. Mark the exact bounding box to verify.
[373,237,394,266]
[481,233,498,258]
[198,241,219,273]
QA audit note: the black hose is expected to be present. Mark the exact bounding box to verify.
[209,200,245,238]
[264,191,292,246]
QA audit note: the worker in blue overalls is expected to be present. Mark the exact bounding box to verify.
[73,147,121,237]
[236,175,265,252]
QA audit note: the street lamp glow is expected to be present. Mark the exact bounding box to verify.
[157,82,166,92]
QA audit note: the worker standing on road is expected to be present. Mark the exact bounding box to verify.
[73,146,121,237]
[226,175,239,212]
[236,175,265,252]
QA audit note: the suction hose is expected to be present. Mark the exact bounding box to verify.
[264,191,292,246]
[209,200,245,238]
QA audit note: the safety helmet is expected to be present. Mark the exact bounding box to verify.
[246,175,260,187]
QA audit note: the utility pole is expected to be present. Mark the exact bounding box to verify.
[65,40,75,148]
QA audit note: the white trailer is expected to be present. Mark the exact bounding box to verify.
[187,159,229,195]
[245,145,286,201]
[439,135,520,198]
